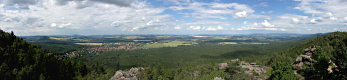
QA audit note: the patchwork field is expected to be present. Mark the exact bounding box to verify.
[141,41,198,48]
[220,42,238,44]
[75,43,103,46]
[123,36,146,39]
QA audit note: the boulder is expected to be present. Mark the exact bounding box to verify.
[214,77,225,80]
[219,63,228,69]
[193,71,200,77]
[109,67,143,80]
[296,57,302,62]
[293,62,303,70]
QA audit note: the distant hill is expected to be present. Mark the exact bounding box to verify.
[0,29,87,80]
[268,31,347,79]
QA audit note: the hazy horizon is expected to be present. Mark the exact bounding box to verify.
[1,0,347,36]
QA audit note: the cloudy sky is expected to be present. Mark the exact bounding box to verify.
[0,0,347,36]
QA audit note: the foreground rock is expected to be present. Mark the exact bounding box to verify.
[109,67,144,80]
[292,45,317,70]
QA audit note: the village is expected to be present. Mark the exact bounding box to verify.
[64,42,149,58]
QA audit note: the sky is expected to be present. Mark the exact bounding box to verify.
[0,0,347,36]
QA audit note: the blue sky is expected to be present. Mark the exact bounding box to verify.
[0,0,346,36]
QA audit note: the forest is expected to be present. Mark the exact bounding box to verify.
[1,29,347,80]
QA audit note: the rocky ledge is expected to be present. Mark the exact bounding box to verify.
[292,45,317,70]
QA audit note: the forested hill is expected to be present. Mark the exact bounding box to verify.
[0,29,88,80]
[268,31,347,79]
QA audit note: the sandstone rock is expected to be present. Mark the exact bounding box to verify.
[193,71,200,77]
[219,63,228,69]
[110,67,143,80]
[214,77,225,80]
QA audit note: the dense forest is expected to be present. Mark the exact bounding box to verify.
[267,31,347,79]
[0,29,112,80]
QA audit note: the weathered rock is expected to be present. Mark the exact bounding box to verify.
[214,77,225,80]
[193,71,200,77]
[293,62,303,70]
[219,63,228,69]
[296,56,302,62]
[293,45,317,70]
[304,61,312,66]
[109,67,143,80]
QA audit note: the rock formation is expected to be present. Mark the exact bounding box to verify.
[214,77,225,80]
[109,67,144,80]
[293,45,317,70]
[218,63,228,69]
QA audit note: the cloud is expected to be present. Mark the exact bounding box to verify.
[244,21,248,24]
[58,23,72,28]
[234,11,247,18]
[254,2,268,7]
[174,26,181,29]
[111,21,121,27]
[188,26,201,30]
[2,0,36,9]
[291,18,301,24]
[52,0,135,7]
[169,2,257,19]
[261,20,274,27]
[204,26,223,31]
[50,23,57,27]
[294,0,347,18]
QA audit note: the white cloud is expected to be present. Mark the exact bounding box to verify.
[188,26,201,30]
[254,2,268,7]
[253,23,258,26]
[205,27,217,31]
[234,11,247,18]
[330,17,338,20]
[169,2,258,19]
[261,20,274,27]
[204,26,223,31]
[294,0,347,18]
[292,18,300,24]
[50,23,57,27]
[58,23,72,28]
[174,26,181,29]
[217,26,223,29]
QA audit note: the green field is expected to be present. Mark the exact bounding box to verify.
[141,41,198,48]
[221,42,238,44]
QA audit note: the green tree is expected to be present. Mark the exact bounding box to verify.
[311,46,331,79]
[331,40,347,79]
[268,62,297,80]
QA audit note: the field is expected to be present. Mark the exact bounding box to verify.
[211,37,229,40]
[75,43,103,46]
[49,37,71,40]
[220,42,238,44]
[141,41,198,48]
[123,36,145,39]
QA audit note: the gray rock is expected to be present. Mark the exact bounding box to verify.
[219,63,228,69]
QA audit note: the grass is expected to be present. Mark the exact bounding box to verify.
[75,43,103,46]
[141,41,198,48]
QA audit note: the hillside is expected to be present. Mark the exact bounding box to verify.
[268,31,347,79]
[0,30,88,80]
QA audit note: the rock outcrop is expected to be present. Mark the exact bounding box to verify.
[293,45,317,70]
[218,63,228,69]
[109,67,144,80]
[214,77,225,80]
